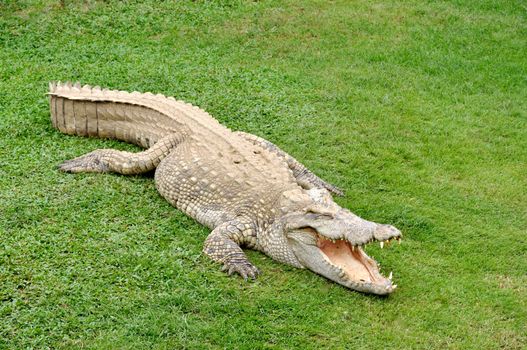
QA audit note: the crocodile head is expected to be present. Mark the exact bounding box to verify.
[277,188,401,295]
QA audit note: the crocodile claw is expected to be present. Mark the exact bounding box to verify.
[221,261,260,281]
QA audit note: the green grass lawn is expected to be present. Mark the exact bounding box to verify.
[1,0,526,348]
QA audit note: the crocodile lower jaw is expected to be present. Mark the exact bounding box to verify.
[317,236,397,293]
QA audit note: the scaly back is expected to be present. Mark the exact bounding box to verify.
[48,82,297,185]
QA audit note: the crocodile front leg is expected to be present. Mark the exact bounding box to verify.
[235,131,344,196]
[59,133,185,175]
[203,221,260,280]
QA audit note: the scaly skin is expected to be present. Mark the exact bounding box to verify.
[49,82,402,295]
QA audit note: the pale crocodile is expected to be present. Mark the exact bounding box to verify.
[48,82,402,295]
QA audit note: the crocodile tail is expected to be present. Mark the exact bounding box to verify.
[48,81,191,148]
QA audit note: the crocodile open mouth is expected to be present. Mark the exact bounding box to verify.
[317,236,397,292]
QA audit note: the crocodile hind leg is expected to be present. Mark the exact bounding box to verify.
[59,133,185,175]
[203,221,260,280]
[234,131,344,196]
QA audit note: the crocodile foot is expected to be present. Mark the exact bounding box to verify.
[58,151,110,173]
[221,261,260,281]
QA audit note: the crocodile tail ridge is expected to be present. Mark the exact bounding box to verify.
[48,81,211,148]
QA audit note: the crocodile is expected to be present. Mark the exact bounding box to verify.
[48,81,402,295]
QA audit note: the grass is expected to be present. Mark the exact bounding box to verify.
[0,0,526,348]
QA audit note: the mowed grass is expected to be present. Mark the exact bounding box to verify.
[0,0,526,348]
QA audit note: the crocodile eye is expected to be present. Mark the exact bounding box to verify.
[305,210,333,220]
[315,214,333,220]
